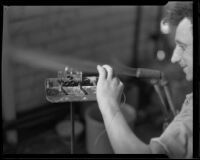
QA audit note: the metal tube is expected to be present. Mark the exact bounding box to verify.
[163,85,176,116]
[2,6,18,145]
[151,79,168,117]
[3,104,68,131]
[132,6,142,68]
[70,102,75,154]
[160,79,176,116]
[3,109,65,131]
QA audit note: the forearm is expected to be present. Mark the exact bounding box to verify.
[96,64,151,154]
[100,102,152,154]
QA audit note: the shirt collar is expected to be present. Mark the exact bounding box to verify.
[186,92,193,99]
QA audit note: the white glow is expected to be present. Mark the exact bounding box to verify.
[157,50,166,61]
[160,20,170,34]
[65,66,69,71]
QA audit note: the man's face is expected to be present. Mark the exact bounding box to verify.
[171,18,193,81]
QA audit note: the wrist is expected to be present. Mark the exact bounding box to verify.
[99,101,121,121]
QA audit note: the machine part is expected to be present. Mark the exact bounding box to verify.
[70,102,74,154]
[45,69,98,102]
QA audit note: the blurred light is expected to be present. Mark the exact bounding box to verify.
[157,50,166,61]
[160,19,170,34]
[65,66,69,71]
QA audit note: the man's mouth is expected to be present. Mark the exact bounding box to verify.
[183,66,187,72]
[180,64,187,69]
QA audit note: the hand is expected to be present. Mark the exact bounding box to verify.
[96,65,124,112]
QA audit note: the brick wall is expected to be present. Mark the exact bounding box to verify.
[6,6,159,112]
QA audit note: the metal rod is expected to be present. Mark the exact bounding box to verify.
[132,6,142,68]
[160,79,176,116]
[2,6,18,145]
[3,109,65,131]
[150,79,168,117]
[3,104,68,131]
[163,84,176,116]
[70,102,75,154]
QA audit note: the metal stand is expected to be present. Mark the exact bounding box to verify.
[160,78,176,116]
[150,76,176,131]
[151,79,168,118]
[70,102,75,154]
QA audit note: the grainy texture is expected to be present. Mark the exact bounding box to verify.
[6,6,159,111]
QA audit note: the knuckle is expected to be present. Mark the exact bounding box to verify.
[102,64,111,68]
[113,77,119,84]
[99,68,106,76]
[113,77,117,82]
[110,67,114,74]
[103,64,113,71]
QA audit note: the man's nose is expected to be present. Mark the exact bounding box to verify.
[171,47,181,63]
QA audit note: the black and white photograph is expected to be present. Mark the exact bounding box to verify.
[2,1,199,158]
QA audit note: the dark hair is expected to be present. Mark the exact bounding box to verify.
[164,2,193,26]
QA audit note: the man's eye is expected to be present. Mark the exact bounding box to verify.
[179,45,186,51]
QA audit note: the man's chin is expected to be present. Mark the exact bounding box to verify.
[186,74,193,81]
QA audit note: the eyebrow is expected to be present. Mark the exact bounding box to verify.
[175,40,187,46]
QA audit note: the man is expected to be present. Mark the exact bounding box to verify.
[96,2,193,158]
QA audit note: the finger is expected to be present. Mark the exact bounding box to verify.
[102,64,114,80]
[119,81,124,87]
[112,77,120,85]
[119,81,124,91]
[97,65,106,82]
